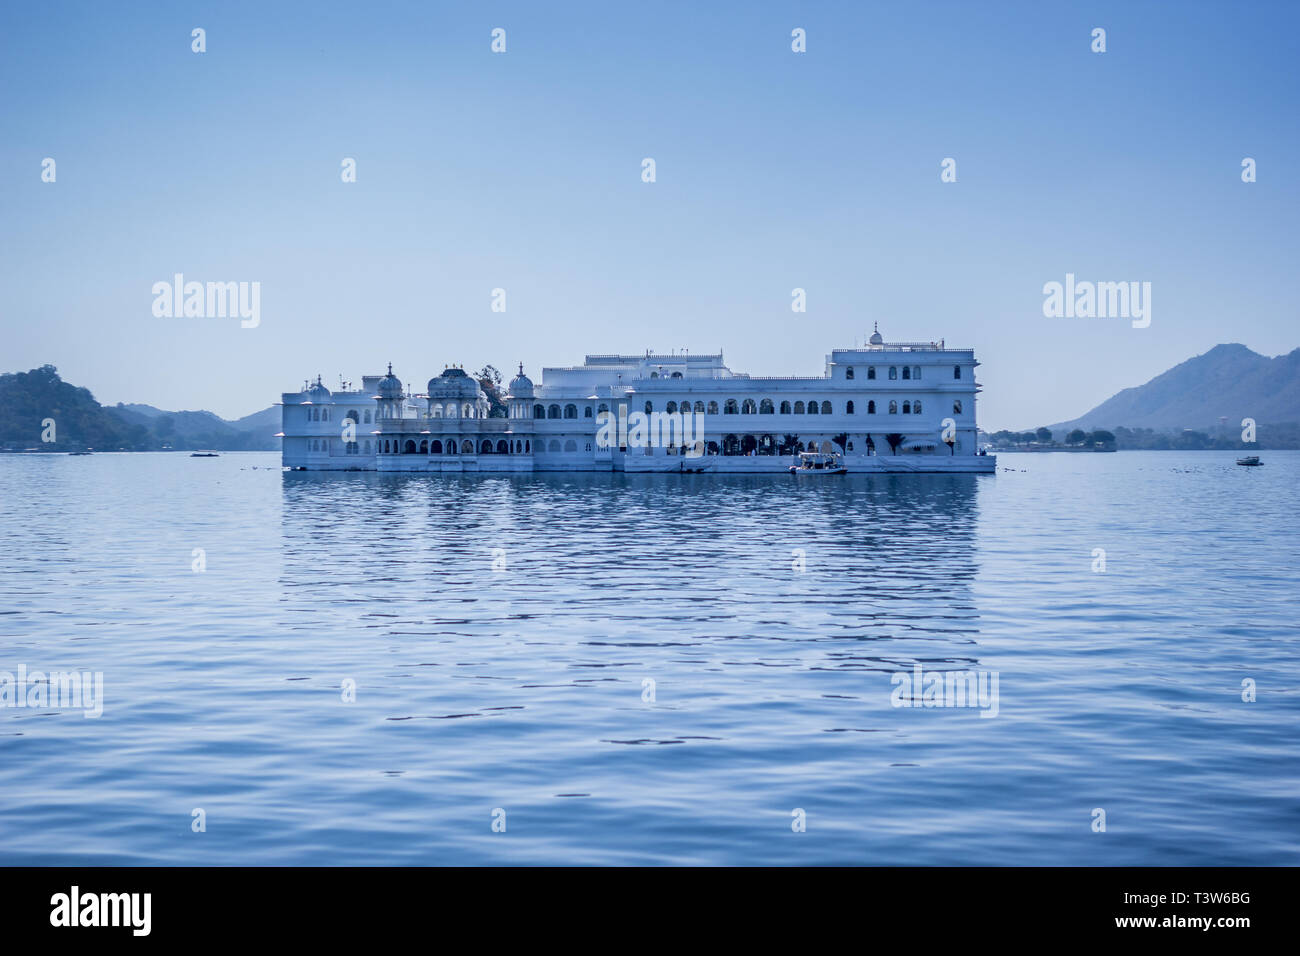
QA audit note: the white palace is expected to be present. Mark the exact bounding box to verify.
[279,327,996,474]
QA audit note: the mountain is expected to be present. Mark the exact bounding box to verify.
[0,366,149,450]
[1049,344,1300,433]
[230,405,282,433]
[106,404,279,449]
[0,365,279,451]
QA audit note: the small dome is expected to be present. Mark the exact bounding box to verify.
[508,362,534,398]
[307,375,331,399]
[377,362,403,399]
[868,323,884,346]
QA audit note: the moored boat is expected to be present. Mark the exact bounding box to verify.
[1236,455,1262,466]
[789,451,846,475]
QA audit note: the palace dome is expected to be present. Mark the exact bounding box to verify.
[306,376,331,400]
[508,363,534,398]
[426,367,483,400]
[377,363,403,399]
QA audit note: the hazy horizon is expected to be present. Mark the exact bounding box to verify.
[4,1,1297,432]
[10,337,1296,436]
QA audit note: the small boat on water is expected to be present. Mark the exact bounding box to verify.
[68,450,93,456]
[789,451,847,475]
[190,451,220,458]
[1236,455,1262,466]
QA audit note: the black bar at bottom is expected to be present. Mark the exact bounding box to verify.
[0,866,1283,941]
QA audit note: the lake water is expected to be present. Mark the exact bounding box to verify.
[1,450,1296,865]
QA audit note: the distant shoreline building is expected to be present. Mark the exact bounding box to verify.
[279,327,996,473]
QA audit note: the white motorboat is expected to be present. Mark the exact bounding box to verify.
[788,451,846,475]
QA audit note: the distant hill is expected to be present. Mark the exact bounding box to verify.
[0,366,148,450]
[0,365,278,451]
[229,405,282,433]
[1050,344,1300,433]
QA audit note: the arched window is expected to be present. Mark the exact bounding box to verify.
[548,439,561,452]
[404,440,416,454]
[821,401,832,414]
[643,400,653,414]
[481,439,494,453]
[346,409,359,423]
[741,399,756,414]
[902,367,911,380]
[497,440,508,454]
[598,403,609,413]
[548,404,561,419]
[534,404,545,419]
[670,371,682,379]
[564,404,577,419]
[461,439,474,453]
[666,401,677,414]
[323,408,330,421]
[867,400,876,414]
[889,367,898,380]
[463,403,474,418]
[846,400,855,414]
[889,400,898,414]
[650,372,658,379]
[419,440,428,453]
[584,406,593,418]
[954,365,962,380]
[808,401,820,415]
[759,399,774,414]
[430,440,442,453]
[707,401,719,415]
[902,401,910,414]
[913,367,921,380]
[564,439,577,452]
[430,403,443,418]
[845,367,855,380]
[724,399,738,414]
[446,441,456,455]
[364,410,372,423]
[913,401,922,414]
[953,399,962,414]
[524,440,530,453]
[793,401,805,414]
[780,401,791,414]
[445,404,457,419]
[694,401,705,413]
[867,367,876,380]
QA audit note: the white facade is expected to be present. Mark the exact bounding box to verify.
[279,331,996,474]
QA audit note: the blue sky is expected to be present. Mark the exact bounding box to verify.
[3,0,1297,428]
